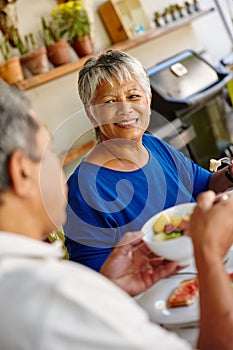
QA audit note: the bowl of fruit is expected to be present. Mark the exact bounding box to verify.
[142,203,196,266]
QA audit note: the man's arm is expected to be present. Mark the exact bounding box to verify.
[190,191,233,350]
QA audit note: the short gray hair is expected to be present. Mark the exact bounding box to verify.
[78,49,151,106]
[0,79,40,196]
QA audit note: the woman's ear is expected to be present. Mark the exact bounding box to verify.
[8,150,37,198]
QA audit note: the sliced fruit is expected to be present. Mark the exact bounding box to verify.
[153,212,171,233]
[153,232,167,241]
[170,214,182,227]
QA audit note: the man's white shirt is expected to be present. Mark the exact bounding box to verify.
[0,232,191,350]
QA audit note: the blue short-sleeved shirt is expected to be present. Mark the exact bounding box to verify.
[64,134,211,271]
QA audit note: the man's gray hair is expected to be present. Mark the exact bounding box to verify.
[0,79,40,195]
[78,49,151,106]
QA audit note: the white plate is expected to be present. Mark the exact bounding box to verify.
[137,273,199,328]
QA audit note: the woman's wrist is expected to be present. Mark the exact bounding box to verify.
[225,166,233,183]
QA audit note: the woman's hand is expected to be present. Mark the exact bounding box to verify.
[208,158,233,193]
[100,231,181,296]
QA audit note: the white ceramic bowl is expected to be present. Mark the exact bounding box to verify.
[142,203,196,266]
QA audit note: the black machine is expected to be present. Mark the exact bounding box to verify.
[147,50,233,169]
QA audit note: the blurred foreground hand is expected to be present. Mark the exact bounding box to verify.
[100,231,181,296]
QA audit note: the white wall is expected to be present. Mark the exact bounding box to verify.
[15,0,233,155]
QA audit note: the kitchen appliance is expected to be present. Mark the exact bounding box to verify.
[147,50,233,169]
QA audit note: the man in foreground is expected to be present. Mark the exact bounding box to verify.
[0,79,232,350]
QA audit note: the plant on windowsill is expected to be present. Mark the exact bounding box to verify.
[0,13,50,76]
[0,36,23,84]
[47,229,69,260]
[41,16,70,67]
[17,32,50,76]
[51,0,94,58]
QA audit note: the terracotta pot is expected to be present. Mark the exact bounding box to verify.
[71,35,94,58]
[0,56,24,84]
[47,39,70,67]
[20,46,50,75]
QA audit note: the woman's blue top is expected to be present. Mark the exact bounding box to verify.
[64,134,211,271]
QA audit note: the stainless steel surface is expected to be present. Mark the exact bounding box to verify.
[164,126,196,150]
[148,117,196,152]
[148,51,219,100]
[149,117,182,139]
[218,157,232,166]
[147,51,233,168]
[147,50,233,119]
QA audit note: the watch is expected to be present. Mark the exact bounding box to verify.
[225,166,233,183]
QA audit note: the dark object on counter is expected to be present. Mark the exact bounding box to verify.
[147,50,233,169]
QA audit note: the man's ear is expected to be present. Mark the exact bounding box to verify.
[85,106,98,127]
[8,150,36,197]
[149,93,152,104]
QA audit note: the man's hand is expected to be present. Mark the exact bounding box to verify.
[189,190,233,350]
[190,190,233,260]
[100,231,181,296]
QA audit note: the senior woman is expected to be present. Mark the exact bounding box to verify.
[64,49,233,272]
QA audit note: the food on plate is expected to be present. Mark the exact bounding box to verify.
[152,212,189,241]
[209,158,221,172]
[167,278,199,308]
[167,272,233,308]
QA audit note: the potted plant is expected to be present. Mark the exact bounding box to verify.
[41,16,70,67]
[51,0,94,57]
[17,32,50,76]
[0,14,50,75]
[0,37,24,84]
[0,13,50,76]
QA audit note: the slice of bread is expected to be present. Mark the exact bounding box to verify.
[167,278,199,308]
[167,273,232,308]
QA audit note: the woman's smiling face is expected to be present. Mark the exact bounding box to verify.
[89,77,151,143]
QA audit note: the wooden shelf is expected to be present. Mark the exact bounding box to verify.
[60,140,95,166]
[112,7,214,50]
[16,7,214,91]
